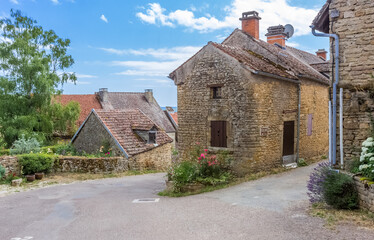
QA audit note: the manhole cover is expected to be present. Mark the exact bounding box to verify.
[132,198,160,203]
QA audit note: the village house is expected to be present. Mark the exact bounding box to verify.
[71,109,173,170]
[55,88,177,142]
[312,0,374,166]
[169,11,331,175]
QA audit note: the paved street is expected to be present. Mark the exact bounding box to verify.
[1,164,374,240]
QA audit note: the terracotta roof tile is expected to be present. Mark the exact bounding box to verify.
[94,109,173,156]
[169,112,178,125]
[54,95,102,126]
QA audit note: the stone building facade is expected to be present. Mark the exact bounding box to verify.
[71,109,173,171]
[313,0,374,165]
[170,12,330,175]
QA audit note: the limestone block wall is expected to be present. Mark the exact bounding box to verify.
[54,156,128,173]
[0,156,20,175]
[353,176,374,213]
[130,143,172,171]
[72,113,123,156]
[329,0,374,165]
[299,80,329,159]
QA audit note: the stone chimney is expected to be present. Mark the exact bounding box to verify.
[265,25,287,47]
[98,88,108,102]
[145,89,154,103]
[316,49,327,61]
[239,11,261,40]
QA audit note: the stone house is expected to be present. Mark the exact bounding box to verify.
[312,0,374,166]
[71,109,173,170]
[169,11,331,175]
[56,89,177,142]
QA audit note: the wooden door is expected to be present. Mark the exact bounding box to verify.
[211,121,227,148]
[282,121,295,156]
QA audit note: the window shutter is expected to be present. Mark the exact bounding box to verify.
[307,114,313,136]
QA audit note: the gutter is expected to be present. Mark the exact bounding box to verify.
[310,25,340,166]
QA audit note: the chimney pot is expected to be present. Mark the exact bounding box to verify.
[239,11,261,40]
[266,25,287,47]
[98,88,108,102]
[316,49,327,61]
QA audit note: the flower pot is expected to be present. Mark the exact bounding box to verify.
[35,172,44,180]
[180,183,205,193]
[26,174,35,182]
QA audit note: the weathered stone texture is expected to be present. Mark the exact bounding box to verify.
[130,142,172,171]
[176,45,329,175]
[53,156,128,173]
[353,176,374,213]
[0,156,20,175]
[72,113,123,156]
[329,0,374,165]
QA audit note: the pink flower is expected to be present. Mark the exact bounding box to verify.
[196,142,200,145]
[200,153,205,159]
[204,149,208,152]
[198,157,202,160]
[208,161,212,166]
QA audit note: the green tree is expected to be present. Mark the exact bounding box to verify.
[0,10,78,147]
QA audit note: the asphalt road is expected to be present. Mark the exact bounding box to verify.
[1,164,374,240]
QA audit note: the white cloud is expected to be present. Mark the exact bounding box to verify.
[76,74,97,79]
[99,46,201,60]
[10,0,19,4]
[112,60,181,77]
[100,14,108,23]
[51,0,59,4]
[136,1,319,37]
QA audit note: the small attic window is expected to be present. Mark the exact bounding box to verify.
[148,131,156,144]
[211,87,222,99]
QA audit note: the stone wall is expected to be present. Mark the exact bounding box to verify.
[353,176,374,212]
[72,113,123,157]
[130,143,172,171]
[175,44,329,175]
[329,0,374,165]
[0,156,20,175]
[54,156,128,173]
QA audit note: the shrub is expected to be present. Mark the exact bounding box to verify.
[56,143,77,156]
[40,145,59,154]
[346,157,361,174]
[0,149,10,156]
[297,158,308,167]
[19,153,56,175]
[323,171,359,209]
[169,161,198,186]
[358,137,374,180]
[307,161,330,203]
[10,135,41,155]
[0,164,5,179]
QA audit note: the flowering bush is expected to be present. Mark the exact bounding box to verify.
[167,143,233,192]
[359,137,374,180]
[307,161,330,203]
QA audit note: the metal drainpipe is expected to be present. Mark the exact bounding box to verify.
[296,83,301,164]
[310,25,339,166]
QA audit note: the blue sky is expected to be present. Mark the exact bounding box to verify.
[1,0,328,107]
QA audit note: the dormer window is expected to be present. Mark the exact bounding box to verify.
[148,131,156,144]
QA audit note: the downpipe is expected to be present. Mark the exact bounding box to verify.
[310,25,340,166]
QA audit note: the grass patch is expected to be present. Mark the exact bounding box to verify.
[158,167,289,197]
[309,203,374,229]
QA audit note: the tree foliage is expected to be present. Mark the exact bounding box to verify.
[0,10,79,146]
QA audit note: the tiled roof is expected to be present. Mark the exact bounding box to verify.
[211,38,329,84]
[100,92,176,133]
[94,109,173,156]
[284,46,325,65]
[54,94,102,126]
[310,61,331,74]
[169,112,178,125]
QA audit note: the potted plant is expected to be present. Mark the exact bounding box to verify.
[26,174,35,182]
[35,172,44,180]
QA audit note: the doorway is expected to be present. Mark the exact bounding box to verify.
[282,121,295,164]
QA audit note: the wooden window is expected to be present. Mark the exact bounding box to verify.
[148,131,156,144]
[211,121,227,147]
[211,87,222,99]
[307,114,313,136]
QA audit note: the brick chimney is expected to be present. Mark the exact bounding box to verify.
[265,25,287,47]
[316,49,327,61]
[145,89,154,103]
[239,11,261,39]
